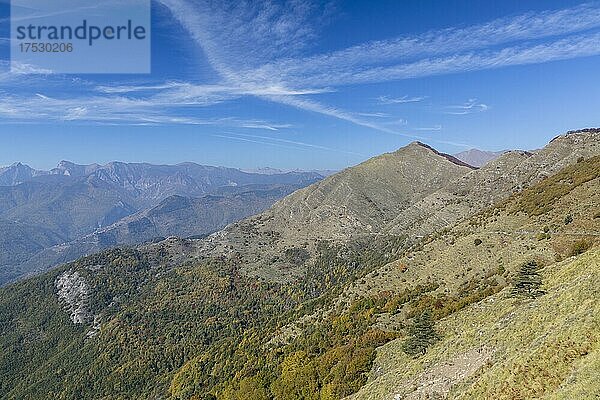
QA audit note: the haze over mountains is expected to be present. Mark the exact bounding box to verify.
[0,161,323,285]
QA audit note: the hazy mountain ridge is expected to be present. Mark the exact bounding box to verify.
[0,162,48,186]
[454,148,505,167]
[0,219,66,283]
[0,161,323,285]
[9,185,305,283]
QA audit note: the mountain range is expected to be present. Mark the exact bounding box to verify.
[0,162,323,285]
[0,129,599,399]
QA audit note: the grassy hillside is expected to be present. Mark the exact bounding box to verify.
[343,155,600,399]
[194,142,473,284]
[351,247,600,399]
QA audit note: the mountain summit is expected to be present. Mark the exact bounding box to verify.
[0,162,47,186]
[195,141,474,281]
[454,148,505,167]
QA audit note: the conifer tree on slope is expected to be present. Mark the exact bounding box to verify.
[402,309,439,356]
[511,260,545,298]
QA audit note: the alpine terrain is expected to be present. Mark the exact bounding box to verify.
[0,129,599,400]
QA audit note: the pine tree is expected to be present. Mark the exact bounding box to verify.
[511,260,545,298]
[402,309,439,356]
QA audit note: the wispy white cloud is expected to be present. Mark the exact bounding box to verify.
[155,0,600,139]
[0,91,290,129]
[249,2,600,84]
[211,133,303,151]
[4,0,600,146]
[157,0,332,76]
[377,95,426,105]
[444,99,489,115]
[263,94,412,137]
[356,112,390,118]
[0,61,51,82]
[414,125,442,131]
[96,81,332,96]
[239,122,292,131]
[266,31,600,87]
[380,118,409,127]
[214,132,365,156]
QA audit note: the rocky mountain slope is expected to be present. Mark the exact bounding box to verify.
[196,142,475,281]
[0,162,47,186]
[48,161,322,205]
[383,129,600,238]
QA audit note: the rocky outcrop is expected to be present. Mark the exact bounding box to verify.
[55,270,92,324]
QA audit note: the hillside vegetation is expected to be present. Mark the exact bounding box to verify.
[346,155,600,399]
[351,247,600,399]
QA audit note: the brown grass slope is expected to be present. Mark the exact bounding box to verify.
[347,154,600,399]
[193,142,474,282]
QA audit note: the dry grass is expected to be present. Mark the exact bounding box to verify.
[350,248,600,399]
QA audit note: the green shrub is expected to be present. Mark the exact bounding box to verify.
[511,156,600,216]
[568,240,592,257]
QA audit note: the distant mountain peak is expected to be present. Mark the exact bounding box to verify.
[0,162,46,185]
[454,148,506,168]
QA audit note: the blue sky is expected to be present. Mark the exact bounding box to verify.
[1,0,600,170]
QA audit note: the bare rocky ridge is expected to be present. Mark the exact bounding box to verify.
[384,130,600,237]
[0,163,48,186]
